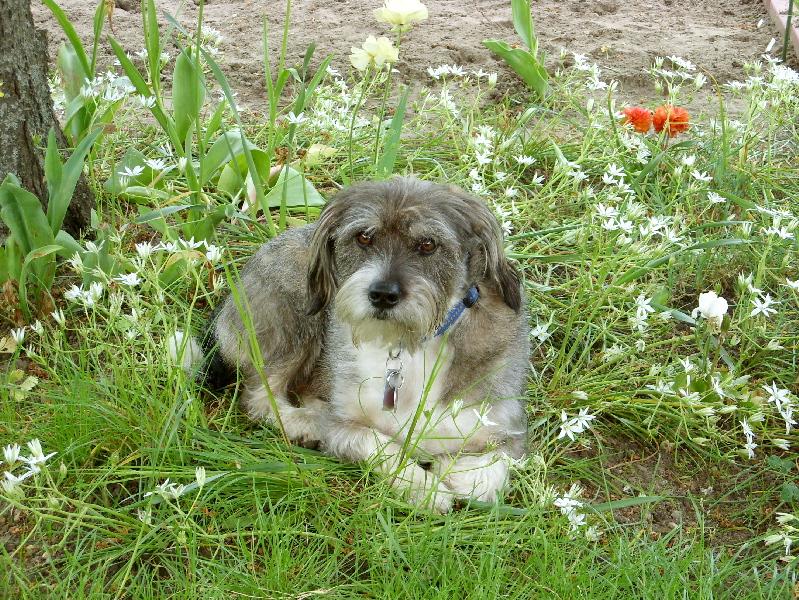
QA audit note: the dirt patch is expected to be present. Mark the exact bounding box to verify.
[32,0,785,109]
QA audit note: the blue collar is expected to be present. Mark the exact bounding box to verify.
[433,286,479,337]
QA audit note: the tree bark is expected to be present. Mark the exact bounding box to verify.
[0,0,94,238]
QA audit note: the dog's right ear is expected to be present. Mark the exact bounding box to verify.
[306,200,343,315]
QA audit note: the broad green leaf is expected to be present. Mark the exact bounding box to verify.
[173,50,206,142]
[56,42,85,103]
[483,40,548,98]
[216,149,271,198]
[376,86,409,179]
[0,175,55,257]
[200,131,258,186]
[119,186,173,203]
[49,127,103,234]
[18,244,61,319]
[511,0,537,54]
[42,0,90,79]
[54,230,83,259]
[104,149,155,195]
[44,130,63,210]
[263,167,326,208]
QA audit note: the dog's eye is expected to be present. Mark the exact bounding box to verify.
[417,239,437,255]
[356,232,373,247]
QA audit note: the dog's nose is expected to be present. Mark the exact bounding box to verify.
[368,280,402,309]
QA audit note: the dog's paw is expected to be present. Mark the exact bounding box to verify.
[280,406,324,447]
[435,454,509,502]
[407,481,454,513]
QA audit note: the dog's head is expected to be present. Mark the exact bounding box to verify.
[306,177,521,347]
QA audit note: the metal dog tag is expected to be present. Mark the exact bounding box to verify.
[383,347,404,412]
[383,370,400,411]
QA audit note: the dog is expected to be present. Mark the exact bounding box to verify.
[198,177,530,512]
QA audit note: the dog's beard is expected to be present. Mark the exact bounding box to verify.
[334,267,445,350]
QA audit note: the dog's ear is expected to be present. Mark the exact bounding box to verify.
[448,186,522,312]
[306,199,343,315]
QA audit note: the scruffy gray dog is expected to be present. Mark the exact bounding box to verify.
[199,177,530,512]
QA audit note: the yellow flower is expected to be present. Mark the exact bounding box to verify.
[350,35,399,71]
[374,0,428,31]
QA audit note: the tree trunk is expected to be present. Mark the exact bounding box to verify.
[0,0,94,239]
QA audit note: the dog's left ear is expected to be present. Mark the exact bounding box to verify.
[448,186,522,312]
[306,199,344,315]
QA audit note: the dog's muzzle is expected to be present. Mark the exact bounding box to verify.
[367,280,402,310]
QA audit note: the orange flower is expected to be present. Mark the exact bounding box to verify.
[652,105,690,137]
[621,106,653,134]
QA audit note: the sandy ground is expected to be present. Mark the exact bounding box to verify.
[32,0,786,110]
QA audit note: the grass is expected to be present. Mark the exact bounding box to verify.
[1,6,799,598]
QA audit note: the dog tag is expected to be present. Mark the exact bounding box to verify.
[383,369,400,411]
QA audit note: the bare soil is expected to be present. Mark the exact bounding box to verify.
[32,0,786,109]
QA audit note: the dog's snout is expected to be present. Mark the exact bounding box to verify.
[368,280,402,309]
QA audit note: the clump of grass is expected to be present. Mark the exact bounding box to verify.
[1,1,798,596]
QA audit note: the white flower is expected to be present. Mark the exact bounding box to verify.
[135,241,156,259]
[691,291,728,328]
[10,327,25,346]
[374,0,428,30]
[487,73,497,87]
[530,322,550,342]
[765,37,776,53]
[451,399,464,417]
[51,309,66,326]
[634,293,655,320]
[572,391,588,400]
[707,191,726,204]
[144,478,187,500]
[572,407,596,431]
[472,407,498,428]
[31,321,44,336]
[595,203,618,219]
[514,155,536,166]
[750,293,778,317]
[205,245,223,264]
[195,466,207,488]
[285,112,307,125]
[3,444,20,466]
[4,470,33,484]
[773,438,790,451]
[143,157,168,171]
[785,278,799,291]
[24,439,56,466]
[118,165,144,179]
[691,170,712,183]
[135,95,156,108]
[114,273,141,287]
[744,440,758,459]
[350,36,399,70]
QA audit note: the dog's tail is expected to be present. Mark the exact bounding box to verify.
[167,324,234,391]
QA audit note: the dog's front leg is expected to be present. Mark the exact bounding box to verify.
[242,380,325,446]
[432,452,510,503]
[325,421,454,513]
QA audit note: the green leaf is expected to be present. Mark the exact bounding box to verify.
[144,0,162,96]
[263,167,326,208]
[135,204,203,225]
[105,149,155,195]
[511,0,537,54]
[108,36,180,149]
[18,245,61,319]
[200,131,257,187]
[375,86,409,178]
[780,482,799,503]
[90,0,106,74]
[585,495,665,514]
[48,127,102,235]
[42,0,90,80]
[54,230,83,259]
[0,175,55,257]
[483,40,548,98]
[173,50,206,142]
[617,239,752,285]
